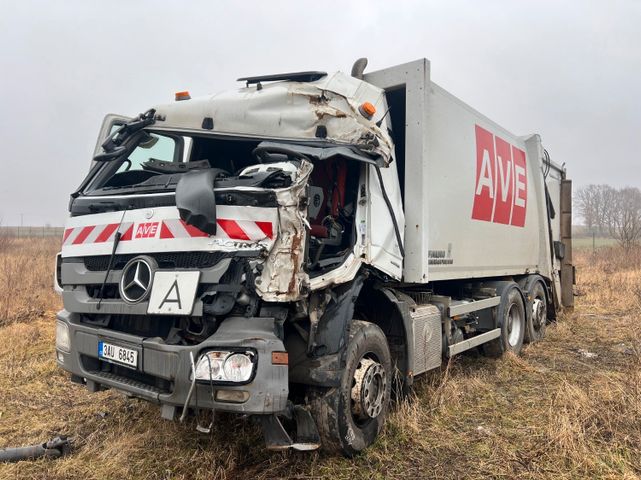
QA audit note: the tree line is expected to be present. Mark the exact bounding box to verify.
[575,184,641,248]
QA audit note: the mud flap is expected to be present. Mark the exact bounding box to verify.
[260,414,292,451]
[292,405,321,451]
[259,408,321,452]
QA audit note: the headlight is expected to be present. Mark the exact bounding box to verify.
[56,321,70,353]
[193,350,255,383]
[223,353,254,382]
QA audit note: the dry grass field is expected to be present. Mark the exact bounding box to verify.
[0,238,640,479]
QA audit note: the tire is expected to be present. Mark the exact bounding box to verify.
[308,320,392,456]
[483,284,526,357]
[524,280,547,343]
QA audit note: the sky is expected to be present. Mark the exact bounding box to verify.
[1,0,639,226]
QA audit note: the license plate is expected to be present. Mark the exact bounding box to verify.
[147,271,200,315]
[98,341,138,368]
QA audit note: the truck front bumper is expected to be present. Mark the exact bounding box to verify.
[55,310,289,417]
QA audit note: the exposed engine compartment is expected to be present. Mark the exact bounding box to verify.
[64,137,364,347]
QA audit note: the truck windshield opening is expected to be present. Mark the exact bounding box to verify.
[83,133,299,197]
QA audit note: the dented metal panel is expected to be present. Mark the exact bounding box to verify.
[152,72,394,165]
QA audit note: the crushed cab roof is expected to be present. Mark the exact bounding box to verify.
[151,71,394,165]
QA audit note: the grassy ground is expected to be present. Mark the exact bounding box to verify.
[572,236,617,249]
[1,239,640,479]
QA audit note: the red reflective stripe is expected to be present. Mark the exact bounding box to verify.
[159,222,175,239]
[217,219,250,240]
[62,228,73,243]
[119,224,134,241]
[95,223,119,243]
[179,220,208,238]
[72,226,95,245]
[255,221,273,239]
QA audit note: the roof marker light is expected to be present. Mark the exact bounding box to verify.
[359,102,376,119]
[175,91,191,101]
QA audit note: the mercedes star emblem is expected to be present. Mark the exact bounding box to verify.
[119,256,155,304]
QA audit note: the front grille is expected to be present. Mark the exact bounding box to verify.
[86,284,120,299]
[80,313,175,339]
[81,251,230,271]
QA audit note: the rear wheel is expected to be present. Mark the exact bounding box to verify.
[308,320,392,456]
[524,281,547,343]
[483,284,526,357]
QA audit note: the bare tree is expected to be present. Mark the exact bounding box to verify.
[575,184,616,235]
[575,184,598,232]
[600,185,617,233]
[607,187,641,249]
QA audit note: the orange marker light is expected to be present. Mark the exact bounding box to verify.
[272,351,289,365]
[175,91,191,101]
[359,102,376,118]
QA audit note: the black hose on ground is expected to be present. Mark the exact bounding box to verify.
[0,436,71,463]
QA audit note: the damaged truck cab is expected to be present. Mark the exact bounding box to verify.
[55,59,573,455]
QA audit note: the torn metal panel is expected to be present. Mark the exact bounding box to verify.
[254,160,313,302]
[308,253,363,291]
[152,72,394,166]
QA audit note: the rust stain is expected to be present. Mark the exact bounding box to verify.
[314,109,347,120]
[288,232,302,294]
[306,93,347,120]
[308,94,325,105]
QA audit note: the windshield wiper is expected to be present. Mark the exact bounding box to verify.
[93,108,157,161]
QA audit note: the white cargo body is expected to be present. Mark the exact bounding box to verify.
[365,60,566,299]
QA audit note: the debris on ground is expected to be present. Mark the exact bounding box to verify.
[0,436,72,463]
[576,348,598,359]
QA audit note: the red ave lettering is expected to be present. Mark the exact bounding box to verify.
[472,125,527,227]
[135,222,159,239]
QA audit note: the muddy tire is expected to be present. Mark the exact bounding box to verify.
[483,284,526,357]
[308,320,392,456]
[524,280,547,343]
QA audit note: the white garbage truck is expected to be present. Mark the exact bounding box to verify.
[55,58,573,455]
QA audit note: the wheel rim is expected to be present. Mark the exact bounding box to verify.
[532,297,546,330]
[506,303,523,347]
[351,357,387,422]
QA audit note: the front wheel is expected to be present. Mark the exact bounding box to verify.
[308,320,392,456]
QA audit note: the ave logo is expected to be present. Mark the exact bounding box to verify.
[471,125,527,227]
[135,222,159,239]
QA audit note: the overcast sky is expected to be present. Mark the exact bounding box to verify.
[1,0,639,226]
